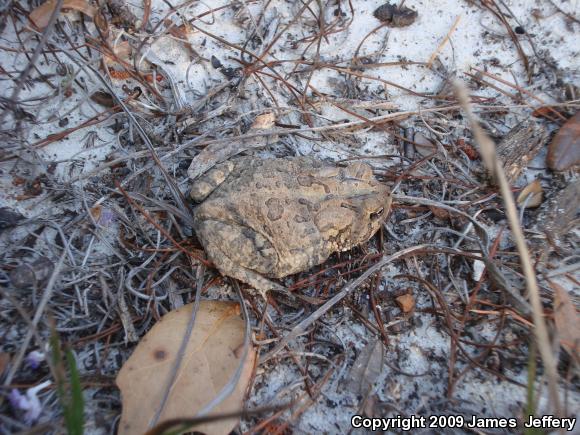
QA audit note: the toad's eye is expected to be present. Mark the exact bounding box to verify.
[370,207,384,220]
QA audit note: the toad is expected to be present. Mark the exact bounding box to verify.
[190,157,391,297]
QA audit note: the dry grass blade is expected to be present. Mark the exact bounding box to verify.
[454,80,562,416]
[427,15,461,68]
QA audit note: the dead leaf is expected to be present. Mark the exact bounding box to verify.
[429,206,450,220]
[395,293,415,313]
[90,91,115,108]
[547,112,580,171]
[550,281,580,361]
[103,40,133,68]
[413,132,436,157]
[116,301,256,435]
[343,339,384,396]
[457,139,479,160]
[94,9,109,34]
[517,180,543,209]
[532,106,562,120]
[188,113,278,180]
[30,0,97,29]
[0,207,24,230]
[251,112,275,130]
[89,205,102,222]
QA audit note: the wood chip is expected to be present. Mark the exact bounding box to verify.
[537,179,580,246]
[496,121,548,184]
[472,259,486,282]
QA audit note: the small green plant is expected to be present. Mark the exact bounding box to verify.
[50,328,84,435]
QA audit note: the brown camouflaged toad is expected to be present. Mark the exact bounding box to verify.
[190,157,391,297]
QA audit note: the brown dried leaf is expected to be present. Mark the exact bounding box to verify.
[89,205,102,222]
[116,301,256,435]
[373,3,418,27]
[251,112,276,130]
[517,179,543,209]
[188,113,278,180]
[547,112,580,171]
[532,106,562,120]
[429,205,450,220]
[90,91,115,108]
[550,281,580,361]
[395,293,415,313]
[30,0,97,29]
[0,207,24,230]
[103,40,133,68]
[343,339,384,396]
[94,9,109,34]
[413,132,436,157]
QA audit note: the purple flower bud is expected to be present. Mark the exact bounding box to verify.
[25,350,45,370]
[8,381,50,424]
[8,389,27,410]
[98,207,116,227]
